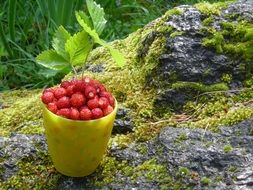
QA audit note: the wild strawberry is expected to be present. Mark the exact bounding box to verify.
[69,108,80,120]
[54,87,67,99]
[60,81,71,89]
[66,85,75,97]
[98,97,109,109]
[95,84,106,94]
[108,96,115,107]
[87,98,99,109]
[43,88,55,94]
[73,80,86,92]
[83,76,92,85]
[103,105,114,116]
[80,107,92,120]
[99,91,111,99]
[47,102,58,113]
[85,86,97,99]
[41,92,55,104]
[57,96,70,109]
[57,108,70,118]
[100,91,115,107]
[92,108,103,119]
[70,93,86,108]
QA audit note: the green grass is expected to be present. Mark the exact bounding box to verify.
[0,0,231,91]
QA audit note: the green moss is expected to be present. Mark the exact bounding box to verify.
[178,167,190,176]
[202,16,214,26]
[221,73,232,84]
[228,165,237,172]
[172,82,229,93]
[200,177,211,185]
[202,22,253,61]
[0,148,60,190]
[195,1,231,16]
[0,90,43,136]
[136,143,149,154]
[180,88,253,131]
[96,157,172,188]
[214,176,223,182]
[170,31,184,38]
[223,144,233,153]
[203,31,224,53]
[175,133,188,143]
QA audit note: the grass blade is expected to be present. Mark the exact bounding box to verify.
[0,19,13,58]
[48,0,57,26]
[8,0,17,42]
[61,0,74,27]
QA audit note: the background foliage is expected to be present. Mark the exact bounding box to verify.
[0,0,226,91]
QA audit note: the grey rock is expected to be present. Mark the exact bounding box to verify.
[144,0,253,111]
[113,108,134,134]
[110,119,253,189]
[85,64,105,73]
[167,6,203,33]
[0,134,46,180]
[154,89,194,111]
[1,119,252,189]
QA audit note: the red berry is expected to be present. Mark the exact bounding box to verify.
[92,108,103,119]
[87,98,99,109]
[57,96,70,109]
[99,91,111,99]
[73,80,86,92]
[57,108,70,118]
[43,88,55,94]
[80,107,92,120]
[70,93,86,108]
[69,108,80,120]
[41,92,55,104]
[54,87,67,99]
[83,76,92,85]
[103,105,114,116]
[98,97,109,109]
[66,85,75,97]
[47,102,58,113]
[97,84,106,94]
[85,86,97,99]
[108,96,115,107]
[60,81,71,89]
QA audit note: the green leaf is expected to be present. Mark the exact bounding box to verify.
[75,11,125,67]
[86,0,107,35]
[65,30,92,66]
[77,11,93,29]
[36,50,70,70]
[76,11,105,45]
[107,46,126,67]
[52,26,71,59]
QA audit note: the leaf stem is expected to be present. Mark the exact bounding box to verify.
[71,64,78,79]
[81,40,94,79]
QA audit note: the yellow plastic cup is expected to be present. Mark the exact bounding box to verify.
[42,101,117,177]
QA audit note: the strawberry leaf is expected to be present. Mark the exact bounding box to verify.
[75,11,104,45]
[36,50,70,70]
[107,47,126,67]
[52,26,71,59]
[77,11,93,29]
[76,11,125,67]
[86,0,107,35]
[65,31,92,66]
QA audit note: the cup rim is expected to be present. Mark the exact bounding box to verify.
[42,99,118,123]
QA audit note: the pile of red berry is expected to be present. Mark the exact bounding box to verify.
[41,77,115,120]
